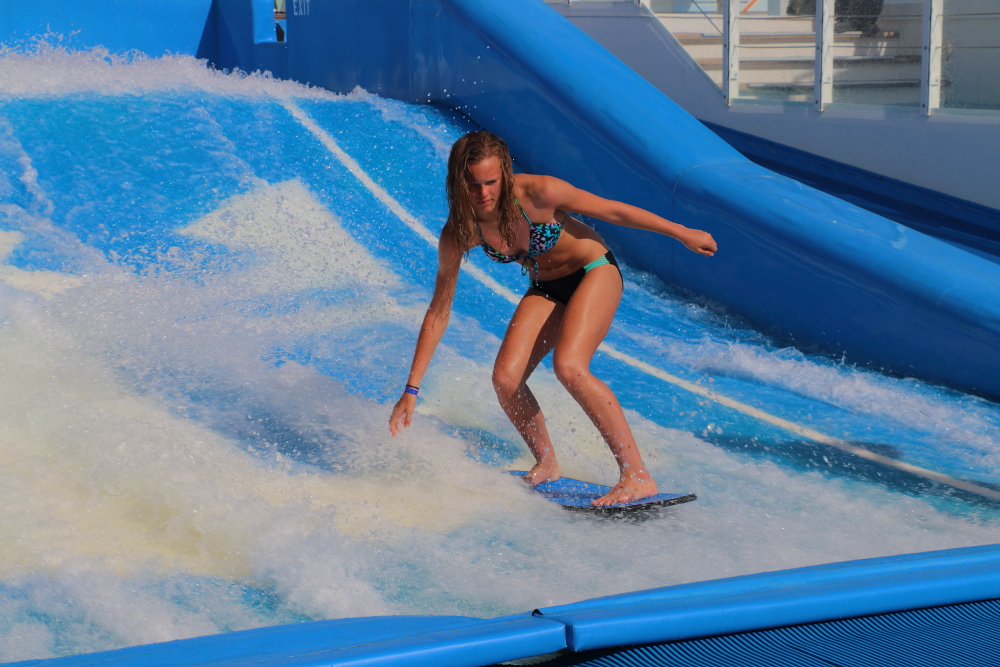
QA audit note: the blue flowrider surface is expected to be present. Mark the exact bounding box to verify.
[508,471,696,512]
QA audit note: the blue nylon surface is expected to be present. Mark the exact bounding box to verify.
[506,471,695,509]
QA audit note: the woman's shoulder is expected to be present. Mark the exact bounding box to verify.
[514,173,569,207]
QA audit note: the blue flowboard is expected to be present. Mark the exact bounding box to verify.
[508,471,696,513]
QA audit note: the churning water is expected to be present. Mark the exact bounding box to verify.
[1,46,998,662]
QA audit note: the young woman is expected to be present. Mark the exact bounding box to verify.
[388,132,717,506]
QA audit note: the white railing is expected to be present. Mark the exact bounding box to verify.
[547,0,999,113]
[814,0,834,108]
[713,0,952,112]
[921,0,943,113]
[703,0,997,112]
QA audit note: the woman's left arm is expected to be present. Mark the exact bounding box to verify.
[535,176,717,257]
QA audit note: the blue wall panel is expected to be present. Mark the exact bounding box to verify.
[214,0,253,71]
[0,0,217,59]
[214,0,285,74]
[287,0,411,99]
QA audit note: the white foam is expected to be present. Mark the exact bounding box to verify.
[0,231,84,298]
[0,118,55,216]
[0,42,338,99]
[179,178,400,293]
[638,333,1000,474]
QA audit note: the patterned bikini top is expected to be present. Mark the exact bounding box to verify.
[477,199,562,275]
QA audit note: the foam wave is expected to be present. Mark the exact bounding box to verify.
[645,333,1000,474]
[0,41,337,99]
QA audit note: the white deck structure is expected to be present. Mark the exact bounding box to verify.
[546,0,1000,211]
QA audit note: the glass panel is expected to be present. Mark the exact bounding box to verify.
[737,0,816,103]
[830,0,922,106]
[942,0,1000,110]
[649,1,726,92]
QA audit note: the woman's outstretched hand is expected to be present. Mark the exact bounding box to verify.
[389,393,417,436]
[682,229,717,256]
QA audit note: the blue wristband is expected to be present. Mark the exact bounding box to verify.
[404,386,419,396]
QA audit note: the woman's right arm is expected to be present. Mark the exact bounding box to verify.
[388,230,465,436]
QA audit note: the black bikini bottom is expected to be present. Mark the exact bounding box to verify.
[529,251,621,306]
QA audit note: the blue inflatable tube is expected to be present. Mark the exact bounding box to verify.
[535,543,1000,651]
[7,614,569,666]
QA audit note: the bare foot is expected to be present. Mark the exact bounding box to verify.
[523,460,560,487]
[592,472,658,507]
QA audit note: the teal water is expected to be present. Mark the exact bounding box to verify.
[1,47,998,662]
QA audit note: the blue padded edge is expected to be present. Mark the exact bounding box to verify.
[16,545,1000,665]
[535,543,1000,652]
[538,542,1000,615]
[8,614,569,667]
[541,597,1000,667]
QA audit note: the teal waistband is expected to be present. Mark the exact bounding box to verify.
[583,255,611,272]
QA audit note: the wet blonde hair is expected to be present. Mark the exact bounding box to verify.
[444,131,520,253]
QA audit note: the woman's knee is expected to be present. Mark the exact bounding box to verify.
[552,354,589,390]
[492,363,521,400]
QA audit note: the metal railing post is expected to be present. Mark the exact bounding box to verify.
[921,0,943,114]
[814,0,834,109]
[723,0,740,104]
